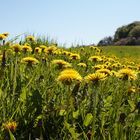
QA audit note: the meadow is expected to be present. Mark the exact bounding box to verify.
[0,33,140,140]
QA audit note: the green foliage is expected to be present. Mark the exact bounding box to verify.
[0,36,140,139]
[8,130,16,140]
[114,21,140,45]
[129,26,140,38]
[83,113,93,127]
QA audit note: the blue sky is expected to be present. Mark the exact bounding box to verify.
[1,0,140,46]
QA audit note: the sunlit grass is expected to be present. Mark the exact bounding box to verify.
[0,34,140,139]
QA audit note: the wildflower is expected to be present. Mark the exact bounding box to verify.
[85,72,107,83]
[51,59,71,69]
[34,47,42,53]
[2,32,9,37]
[102,64,112,70]
[128,86,136,94]
[77,63,87,68]
[112,63,121,69]
[3,121,17,132]
[53,49,62,55]
[80,48,84,51]
[95,48,101,53]
[22,45,32,53]
[129,61,135,65]
[62,51,69,56]
[89,46,97,50]
[106,57,115,63]
[39,45,47,51]
[126,65,136,70]
[70,53,80,60]
[96,68,112,76]
[117,68,137,80]
[0,34,6,40]
[44,46,57,54]
[57,69,82,85]
[21,57,39,65]
[111,70,118,76]
[10,44,21,53]
[105,62,111,66]
[93,64,104,70]
[88,56,102,62]
[26,35,35,42]
[122,65,126,68]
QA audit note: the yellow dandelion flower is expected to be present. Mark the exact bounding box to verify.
[128,61,135,65]
[122,65,126,68]
[3,121,17,132]
[89,46,97,50]
[44,46,57,54]
[106,57,115,63]
[10,44,21,53]
[70,53,80,60]
[34,47,42,53]
[52,59,71,69]
[126,65,135,70]
[95,48,101,53]
[105,62,111,66]
[0,34,6,40]
[101,55,106,60]
[93,64,104,70]
[117,68,137,80]
[21,57,39,65]
[22,45,32,52]
[103,64,112,70]
[2,32,9,37]
[26,35,35,42]
[53,49,62,55]
[39,45,47,51]
[112,63,121,69]
[128,86,136,94]
[88,56,102,62]
[62,51,69,55]
[85,72,107,83]
[111,70,118,76]
[57,69,82,85]
[77,63,87,68]
[96,68,112,76]
[24,43,30,46]
[80,48,84,51]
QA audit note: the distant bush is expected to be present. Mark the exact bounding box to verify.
[97,36,113,46]
[97,21,140,46]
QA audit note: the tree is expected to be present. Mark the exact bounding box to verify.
[113,21,140,45]
[129,26,140,39]
[114,26,129,41]
[97,36,113,46]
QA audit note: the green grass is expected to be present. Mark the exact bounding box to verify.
[0,38,140,140]
[100,46,140,61]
